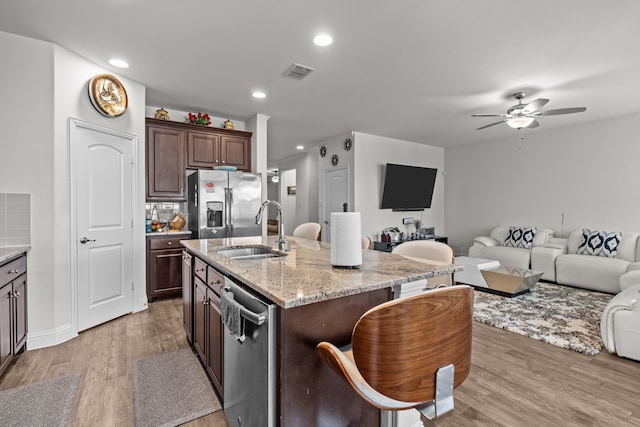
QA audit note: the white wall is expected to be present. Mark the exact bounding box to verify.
[279,151,319,230]
[353,132,445,242]
[0,31,146,348]
[317,134,355,239]
[279,169,297,235]
[444,113,640,256]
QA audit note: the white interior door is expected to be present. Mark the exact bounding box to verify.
[322,167,349,242]
[71,119,135,332]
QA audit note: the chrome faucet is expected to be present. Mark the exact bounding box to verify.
[255,200,289,252]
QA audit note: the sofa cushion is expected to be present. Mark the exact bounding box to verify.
[568,230,639,262]
[577,229,621,258]
[504,226,536,249]
[556,254,629,293]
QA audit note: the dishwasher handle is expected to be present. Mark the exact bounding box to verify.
[223,285,267,326]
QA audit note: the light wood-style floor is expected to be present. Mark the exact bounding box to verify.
[1,298,639,426]
[0,298,227,427]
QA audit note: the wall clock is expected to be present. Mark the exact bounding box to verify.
[331,154,339,166]
[344,138,352,151]
[88,74,128,117]
[320,146,327,157]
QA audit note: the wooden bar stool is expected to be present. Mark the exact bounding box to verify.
[316,285,473,425]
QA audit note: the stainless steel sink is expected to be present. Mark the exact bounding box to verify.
[213,246,285,260]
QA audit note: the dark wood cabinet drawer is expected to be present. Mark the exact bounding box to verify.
[148,237,183,250]
[1,255,26,288]
[207,266,224,295]
[194,257,208,283]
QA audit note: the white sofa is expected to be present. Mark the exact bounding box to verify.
[550,230,640,294]
[601,270,640,361]
[468,226,555,269]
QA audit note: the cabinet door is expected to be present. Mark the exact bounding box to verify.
[146,125,186,200]
[182,252,193,343]
[207,289,224,397]
[0,284,13,376]
[147,248,182,301]
[193,277,207,363]
[187,131,220,168]
[12,276,27,353]
[220,134,251,171]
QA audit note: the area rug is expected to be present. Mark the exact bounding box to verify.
[0,373,80,427]
[473,282,613,356]
[132,348,221,427]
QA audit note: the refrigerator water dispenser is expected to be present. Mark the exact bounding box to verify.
[207,201,224,227]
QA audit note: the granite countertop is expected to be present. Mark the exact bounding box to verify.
[0,246,30,263]
[181,236,462,309]
[146,230,192,237]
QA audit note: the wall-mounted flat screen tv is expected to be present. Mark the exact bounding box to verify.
[380,163,437,211]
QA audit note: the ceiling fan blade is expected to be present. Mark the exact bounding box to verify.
[472,113,507,117]
[476,120,506,130]
[522,98,549,114]
[527,119,540,129]
[539,107,587,116]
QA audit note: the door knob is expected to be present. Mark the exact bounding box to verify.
[79,237,96,244]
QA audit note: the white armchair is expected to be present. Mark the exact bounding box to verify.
[601,270,640,361]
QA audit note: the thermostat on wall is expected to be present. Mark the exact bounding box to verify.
[402,218,414,225]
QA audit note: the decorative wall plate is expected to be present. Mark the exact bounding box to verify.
[320,146,327,157]
[344,138,352,151]
[88,74,128,117]
[331,154,339,166]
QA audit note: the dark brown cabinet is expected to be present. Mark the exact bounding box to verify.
[182,251,193,343]
[146,118,252,201]
[191,257,224,397]
[187,131,220,168]
[146,124,186,201]
[0,252,28,379]
[220,134,251,171]
[146,235,183,301]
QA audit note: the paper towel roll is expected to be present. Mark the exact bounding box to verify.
[331,212,362,268]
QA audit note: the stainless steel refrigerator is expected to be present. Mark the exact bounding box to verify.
[187,170,262,239]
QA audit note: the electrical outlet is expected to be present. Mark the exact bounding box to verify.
[402,218,414,225]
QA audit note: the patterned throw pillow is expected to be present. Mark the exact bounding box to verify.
[504,226,537,249]
[577,229,621,258]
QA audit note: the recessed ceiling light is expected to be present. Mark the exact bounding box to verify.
[296,145,304,150]
[252,91,266,99]
[108,58,129,68]
[313,34,333,47]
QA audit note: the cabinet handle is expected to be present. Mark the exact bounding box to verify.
[222,160,226,164]
[9,269,20,274]
[167,241,172,245]
[201,297,207,305]
[196,268,205,272]
[13,291,20,298]
[210,279,220,285]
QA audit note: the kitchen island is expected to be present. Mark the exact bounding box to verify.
[181,235,461,427]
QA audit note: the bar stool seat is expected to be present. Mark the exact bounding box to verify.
[316,285,474,425]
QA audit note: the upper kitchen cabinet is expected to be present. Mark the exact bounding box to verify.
[146,123,186,201]
[146,118,252,201]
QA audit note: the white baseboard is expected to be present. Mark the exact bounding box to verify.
[27,323,77,350]
[133,296,148,313]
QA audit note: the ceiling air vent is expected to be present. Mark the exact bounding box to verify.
[282,63,316,80]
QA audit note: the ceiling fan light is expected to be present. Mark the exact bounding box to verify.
[507,117,534,129]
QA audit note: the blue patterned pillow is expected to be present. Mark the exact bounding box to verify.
[504,226,537,249]
[577,229,621,258]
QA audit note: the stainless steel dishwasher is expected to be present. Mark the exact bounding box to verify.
[223,277,276,427]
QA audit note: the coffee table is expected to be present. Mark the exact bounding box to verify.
[454,256,543,297]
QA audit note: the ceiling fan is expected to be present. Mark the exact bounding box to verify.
[472,92,587,131]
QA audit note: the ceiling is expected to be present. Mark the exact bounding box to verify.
[2,1,640,166]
